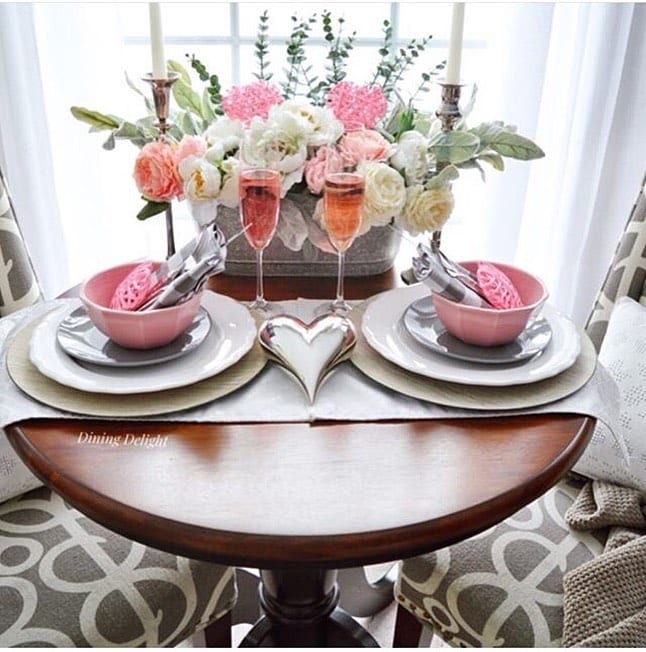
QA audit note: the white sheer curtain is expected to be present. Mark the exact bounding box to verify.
[0,2,644,320]
[0,3,69,298]
[516,2,646,324]
[31,3,182,294]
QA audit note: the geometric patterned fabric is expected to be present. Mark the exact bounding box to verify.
[396,172,646,647]
[0,167,236,646]
[0,167,42,316]
[0,487,236,647]
[585,174,646,351]
[396,477,605,647]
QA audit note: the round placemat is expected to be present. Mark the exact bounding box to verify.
[6,311,267,418]
[349,298,597,411]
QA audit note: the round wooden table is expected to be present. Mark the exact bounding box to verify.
[7,416,592,647]
[6,272,594,647]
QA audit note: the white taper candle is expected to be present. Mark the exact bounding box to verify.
[445,3,465,85]
[149,3,166,79]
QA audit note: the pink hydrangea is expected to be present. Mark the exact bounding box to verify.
[221,81,283,125]
[325,82,388,131]
[133,141,182,202]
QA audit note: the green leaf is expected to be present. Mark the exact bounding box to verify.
[70,106,121,131]
[167,124,184,142]
[180,111,198,136]
[167,59,192,85]
[478,151,505,171]
[172,79,204,119]
[456,158,486,182]
[202,87,216,123]
[102,132,116,150]
[469,121,504,148]
[113,121,141,139]
[113,121,150,147]
[124,72,153,112]
[134,116,159,142]
[489,131,545,160]
[429,131,480,164]
[456,83,478,128]
[426,164,460,189]
[137,200,169,220]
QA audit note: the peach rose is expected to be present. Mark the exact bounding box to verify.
[175,136,206,166]
[339,130,391,167]
[133,141,182,202]
[304,146,344,195]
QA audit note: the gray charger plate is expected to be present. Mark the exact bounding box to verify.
[56,305,211,367]
[403,296,552,365]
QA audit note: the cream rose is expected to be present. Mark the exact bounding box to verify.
[179,155,222,202]
[275,100,343,147]
[217,158,240,208]
[204,117,244,156]
[359,162,406,234]
[397,185,455,235]
[390,130,429,185]
[244,115,308,196]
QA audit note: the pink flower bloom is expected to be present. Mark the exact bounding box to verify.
[325,82,387,131]
[175,135,206,166]
[304,146,344,194]
[221,81,283,125]
[133,141,182,202]
[339,130,391,166]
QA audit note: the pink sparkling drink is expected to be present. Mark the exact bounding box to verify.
[239,169,281,250]
[323,172,364,252]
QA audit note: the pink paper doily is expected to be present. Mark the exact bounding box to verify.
[109,262,162,311]
[476,262,523,309]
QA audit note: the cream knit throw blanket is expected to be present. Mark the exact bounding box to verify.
[563,480,646,647]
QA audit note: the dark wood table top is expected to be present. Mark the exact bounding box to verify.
[8,415,592,570]
[6,259,594,570]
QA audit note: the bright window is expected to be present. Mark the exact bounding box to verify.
[29,2,546,287]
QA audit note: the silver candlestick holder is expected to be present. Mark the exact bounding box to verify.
[142,71,180,257]
[431,80,464,250]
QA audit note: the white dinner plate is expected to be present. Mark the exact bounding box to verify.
[361,284,581,386]
[29,292,256,394]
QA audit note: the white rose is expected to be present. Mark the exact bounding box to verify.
[390,130,429,185]
[397,184,454,236]
[179,155,222,201]
[359,162,407,234]
[205,143,226,163]
[204,117,244,156]
[218,158,240,208]
[275,100,344,147]
[245,115,308,196]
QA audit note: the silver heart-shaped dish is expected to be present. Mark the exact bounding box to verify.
[258,314,357,403]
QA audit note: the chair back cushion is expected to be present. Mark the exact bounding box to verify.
[0,169,42,317]
[585,175,646,350]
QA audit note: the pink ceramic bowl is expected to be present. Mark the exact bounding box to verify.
[80,262,202,350]
[432,261,548,347]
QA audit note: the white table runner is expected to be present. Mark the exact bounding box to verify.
[0,298,625,500]
[0,297,620,428]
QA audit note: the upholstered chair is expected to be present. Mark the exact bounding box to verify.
[0,167,236,647]
[393,173,646,647]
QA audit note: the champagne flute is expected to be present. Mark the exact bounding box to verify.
[322,146,365,313]
[238,138,281,311]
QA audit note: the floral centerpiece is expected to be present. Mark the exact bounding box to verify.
[72,11,543,273]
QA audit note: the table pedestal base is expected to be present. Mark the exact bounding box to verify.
[239,569,379,647]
